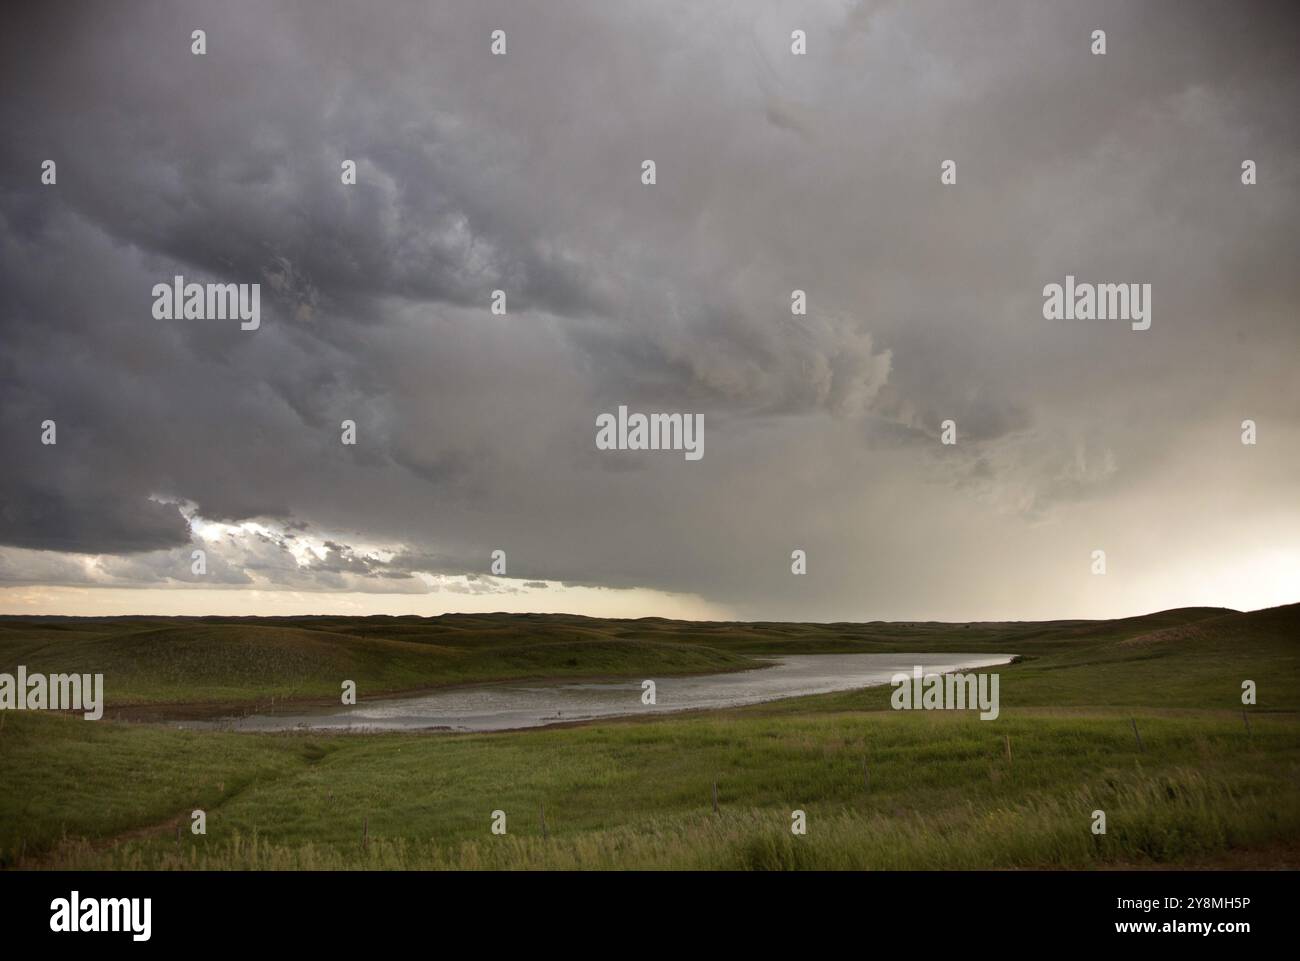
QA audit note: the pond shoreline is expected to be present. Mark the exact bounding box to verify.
[174,653,1014,734]
[103,656,780,723]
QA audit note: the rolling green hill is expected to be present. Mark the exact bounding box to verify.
[0,617,756,710]
[1,603,1296,870]
[1,603,1281,712]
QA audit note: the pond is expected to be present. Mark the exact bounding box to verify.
[184,652,1013,733]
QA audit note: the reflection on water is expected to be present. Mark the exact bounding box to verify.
[185,652,1012,733]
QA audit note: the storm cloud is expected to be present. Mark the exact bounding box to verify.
[1,0,1297,620]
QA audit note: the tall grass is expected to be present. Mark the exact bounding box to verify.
[33,766,1299,871]
[3,604,1297,871]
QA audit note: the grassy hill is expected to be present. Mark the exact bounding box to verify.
[0,603,1260,711]
[0,616,758,709]
[1,603,1296,870]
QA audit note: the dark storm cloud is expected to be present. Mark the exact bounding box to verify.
[0,483,189,555]
[1,0,1298,619]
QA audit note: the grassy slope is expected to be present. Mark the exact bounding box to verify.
[0,604,1238,709]
[0,617,757,708]
[0,603,1296,869]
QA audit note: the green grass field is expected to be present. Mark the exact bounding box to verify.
[1,604,1296,869]
[0,615,757,711]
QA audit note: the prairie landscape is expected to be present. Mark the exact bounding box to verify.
[2,603,1296,870]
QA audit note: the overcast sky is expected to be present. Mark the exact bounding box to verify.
[1,0,1297,622]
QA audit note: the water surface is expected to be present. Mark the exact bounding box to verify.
[187,652,1011,733]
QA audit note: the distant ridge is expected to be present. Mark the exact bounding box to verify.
[1121,602,1300,647]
